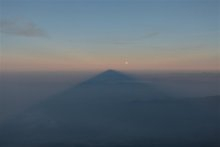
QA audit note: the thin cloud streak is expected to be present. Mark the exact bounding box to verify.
[112,32,160,45]
[0,19,48,37]
[83,32,160,45]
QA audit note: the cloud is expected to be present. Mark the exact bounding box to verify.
[0,19,48,37]
[143,32,159,39]
[72,31,160,45]
[111,32,160,45]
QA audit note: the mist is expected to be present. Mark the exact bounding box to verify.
[0,70,219,147]
[0,71,219,124]
[0,71,97,123]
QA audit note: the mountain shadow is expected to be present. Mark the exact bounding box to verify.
[0,70,219,147]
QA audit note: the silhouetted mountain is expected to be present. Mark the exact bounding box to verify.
[79,69,134,85]
[0,70,219,147]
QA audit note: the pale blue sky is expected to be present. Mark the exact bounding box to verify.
[0,0,219,71]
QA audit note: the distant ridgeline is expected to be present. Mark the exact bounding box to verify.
[0,70,219,147]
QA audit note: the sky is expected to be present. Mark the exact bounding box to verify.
[0,0,219,72]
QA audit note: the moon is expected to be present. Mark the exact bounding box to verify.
[125,61,128,65]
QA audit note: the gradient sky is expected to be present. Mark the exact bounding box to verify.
[0,0,219,72]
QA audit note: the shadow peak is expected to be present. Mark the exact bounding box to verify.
[80,69,134,85]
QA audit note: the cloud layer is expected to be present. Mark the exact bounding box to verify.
[0,19,47,37]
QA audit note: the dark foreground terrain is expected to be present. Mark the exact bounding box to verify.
[0,70,219,147]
